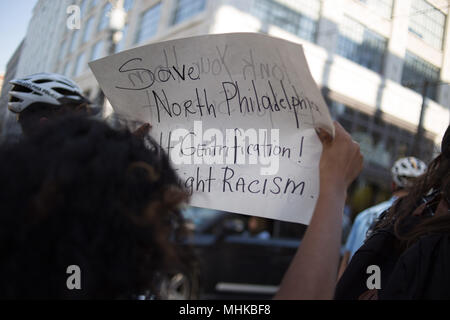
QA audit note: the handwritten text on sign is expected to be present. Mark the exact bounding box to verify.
[89,33,334,224]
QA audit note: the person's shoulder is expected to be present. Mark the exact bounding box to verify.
[403,232,450,259]
[381,232,450,299]
[370,198,396,213]
[354,199,394,223]
[354,210,370,222]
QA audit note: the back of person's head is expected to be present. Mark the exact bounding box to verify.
[0,116,190,299]
[8,73,92,136]
[248,216,270,235]
[377,126,450,247]
[391,156,427,191]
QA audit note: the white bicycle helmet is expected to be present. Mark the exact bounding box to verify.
[391,157,427,188]
[8,73,90,114]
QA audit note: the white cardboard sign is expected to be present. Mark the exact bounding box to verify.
[89,33,334,225]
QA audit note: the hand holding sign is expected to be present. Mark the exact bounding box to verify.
[318,122,363,192]
[89,33,334,224]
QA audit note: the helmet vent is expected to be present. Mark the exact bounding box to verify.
[56,80,74,87]
[11,96,22,103]
[13,85,32,93]
[53,87,76,96]
[33,79,52,84]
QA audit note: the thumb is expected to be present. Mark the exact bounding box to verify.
[133,123,152,138]
[315,128,332,145]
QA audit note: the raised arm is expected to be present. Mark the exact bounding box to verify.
[275,122,363,300]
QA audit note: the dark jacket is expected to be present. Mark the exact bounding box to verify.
[335,199,450,300]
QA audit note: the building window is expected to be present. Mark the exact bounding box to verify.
[89,0,99,10]
[408,0,446,50]
[328,100,435,166]
[115,24,128,53]
[69,29,80,53]
[90,40,104,61]
[82,17,95,43]
[59,40,67,61]
[172,0,206,25]
[74,52,87,77]
[63,61,73,77]
[358,0,393,19]
[135,3,161,44]
[337,16,387,74]
[401,51,440,101]
[252,0,320,43]
[98,2,112,31]
[80,0,89,16]
[124,0,134,12]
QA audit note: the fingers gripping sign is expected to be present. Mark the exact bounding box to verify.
[133,123,152,138]
[317,121,363,191]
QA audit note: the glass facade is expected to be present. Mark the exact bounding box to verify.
[90,40,104,61]
[74,51,87,77]
[337,16,387,74]
[63,61,73,77]
[89,0,99,10]
[115,24,128,53]
[124,0,134,12]
[79,0,89,16]
[69,30,80,53]
[408,0,446,50]
[172,0,206,25]
[98,3,112,31]
[358,0,393,19]
[82,17,95,43]
[58,40,67,61]
[135,3,161,44]
[401,51,440,100]
[252,0,320,43]
[327,99,435,166]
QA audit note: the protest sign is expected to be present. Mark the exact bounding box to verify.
[89,33,334,224]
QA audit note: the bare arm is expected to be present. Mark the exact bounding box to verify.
[337,251,351,281]
[274,122,363,300]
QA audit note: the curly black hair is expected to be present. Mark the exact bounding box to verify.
[0,116,191,299]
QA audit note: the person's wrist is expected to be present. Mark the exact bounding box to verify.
[319,175,348,198]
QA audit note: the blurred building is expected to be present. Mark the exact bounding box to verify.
[0,74,4,132]
[15,1,68,77]
[0,75,4,96]
[0,40,24,140]
[4,0,450,210]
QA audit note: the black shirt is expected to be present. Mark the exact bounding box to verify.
[335,215,450,300]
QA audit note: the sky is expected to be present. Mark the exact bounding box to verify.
[0,0,38,74]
